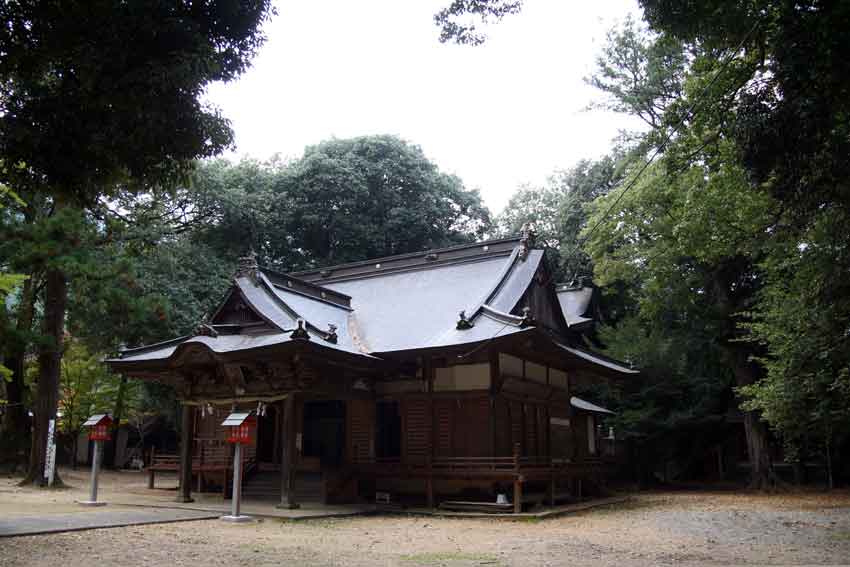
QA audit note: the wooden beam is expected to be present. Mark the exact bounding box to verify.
[177,404,194,503]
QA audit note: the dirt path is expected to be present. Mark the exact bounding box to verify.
[2,471,850,566]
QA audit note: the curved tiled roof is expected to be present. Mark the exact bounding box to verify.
[109,235,636,378]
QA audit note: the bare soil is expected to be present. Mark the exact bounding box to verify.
[2,469,850,566]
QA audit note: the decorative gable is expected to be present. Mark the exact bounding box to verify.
[212,290,265,326]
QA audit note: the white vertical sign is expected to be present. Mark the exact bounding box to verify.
[45,418,56,486]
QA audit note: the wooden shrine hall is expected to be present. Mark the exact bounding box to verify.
[107,231,638,513]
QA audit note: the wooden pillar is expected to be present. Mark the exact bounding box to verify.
[148,446,156,489]
[273,405,282,465]
[426,357,436,508]
[489,350,499,458]
[278,394,300,509]
[513,442,522,514]
[177,404,194,503]
[513,480,522,514]
[548,475,555,507]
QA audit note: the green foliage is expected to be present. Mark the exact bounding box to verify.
[638,0,850,480]
[280,136,491,268]
[55,340,133,437]
[90,135,492,343]
[496,156,624,282]
[434,0,523,45]
[583,316,732,478]
[587,15,687,130]
[0,1,274,482]
[0,1,274,198]
[739,207,850,460]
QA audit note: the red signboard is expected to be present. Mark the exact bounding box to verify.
[226,415,256,445]
[87,415,113,441]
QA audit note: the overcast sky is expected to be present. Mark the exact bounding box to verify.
[205,0,644,214]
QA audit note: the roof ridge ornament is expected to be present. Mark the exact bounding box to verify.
[518,224,536,261]
[325,323,338,344]
[519,305,535,328]
[456,310,474,330]
[235,249,260,283]
[290,318,310,340]
[194,319,219,338]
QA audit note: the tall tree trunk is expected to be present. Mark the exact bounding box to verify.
[825,431,834,490]
[742,410,771,488]
[22,267,67,486]
[1,274,36,468]
[727,345,772,489]
[711,262,773,489]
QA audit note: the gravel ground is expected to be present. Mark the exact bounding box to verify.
[2,471,850,566]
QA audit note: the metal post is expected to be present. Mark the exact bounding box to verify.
[221,442,251,522]
[78,439,106,506]
[91,440,100,502]
[232,443,242,517]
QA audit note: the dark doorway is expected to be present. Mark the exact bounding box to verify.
[302,400,345,468]
[256,405,279,464]
[376,401,401,459]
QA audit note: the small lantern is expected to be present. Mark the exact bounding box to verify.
[84,414,113,442]
[222,412,256,445]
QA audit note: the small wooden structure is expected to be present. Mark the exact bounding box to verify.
[84,414,113,441]
[108,232,637,511]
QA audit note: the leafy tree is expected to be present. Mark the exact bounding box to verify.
[434,0,524,45]
[495,182,563,246]
[638,0,850,484]
[271,135,491,268]
[55,340,134,469]
[496,156,625,282]
[0,0,273,485]
[580,14,787,486]
[100,137,491,344]
[739,208,850,487]
[585,316,733,484]
[587,15,687,131]
[0,186,27,381]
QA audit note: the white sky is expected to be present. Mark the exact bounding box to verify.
[205,0,644,214]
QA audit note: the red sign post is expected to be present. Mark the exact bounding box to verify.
[221,412,256,522]
[79,414,113,506]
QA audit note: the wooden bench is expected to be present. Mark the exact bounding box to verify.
[147,451,180,489]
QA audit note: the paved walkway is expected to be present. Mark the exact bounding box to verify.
[111,489,378,520]
[0,508,218,538]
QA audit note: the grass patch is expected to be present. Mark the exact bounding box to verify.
[401,551,501,565]
[510,516,540,523]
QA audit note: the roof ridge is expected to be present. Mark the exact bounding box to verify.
[260,267,352,307]
[291,236,523,282]
[255,273,340,343]
[116,335,189,358]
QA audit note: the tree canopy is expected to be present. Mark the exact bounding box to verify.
[0,0,273,484]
